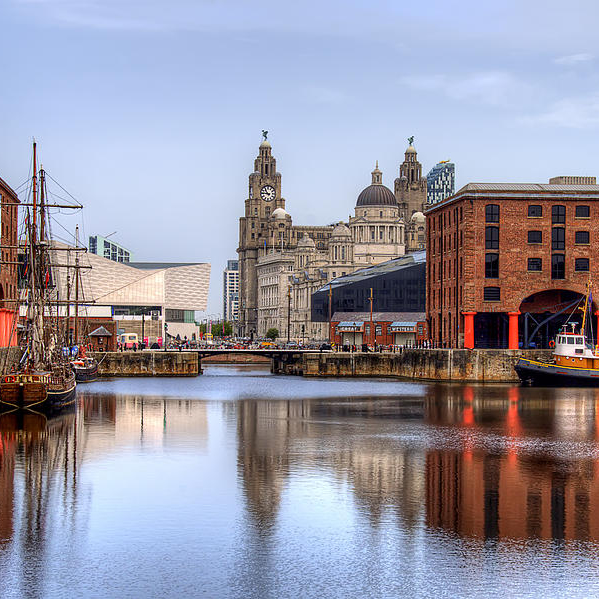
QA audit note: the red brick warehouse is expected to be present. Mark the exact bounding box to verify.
[426,177,599,349]
[0,176,19,347]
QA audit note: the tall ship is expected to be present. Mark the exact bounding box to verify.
[0,142,79,411]
[515,280,599,386]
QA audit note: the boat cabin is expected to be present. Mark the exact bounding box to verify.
[554,329,599,369]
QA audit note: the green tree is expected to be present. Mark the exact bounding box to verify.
[265,328,279,341]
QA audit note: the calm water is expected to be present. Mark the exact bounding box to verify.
[2,366,599,598]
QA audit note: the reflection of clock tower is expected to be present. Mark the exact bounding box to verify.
[237,136,286,337]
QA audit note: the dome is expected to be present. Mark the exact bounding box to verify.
[406,144,417,154]
[297,236,316,249]
[331,223,351,238]
[260,140,271,148]
[271,207,288,220]
[356,184,397,207]
[411,211,425,223]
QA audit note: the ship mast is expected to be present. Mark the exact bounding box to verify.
[74,225,79,346]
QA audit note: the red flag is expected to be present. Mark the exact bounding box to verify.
[45,270,50,287]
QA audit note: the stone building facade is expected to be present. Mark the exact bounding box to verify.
[238,137,428,341]
[426,180,599,349]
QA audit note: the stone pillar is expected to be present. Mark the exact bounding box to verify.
[508,311,520,350]
[462,311,476,349]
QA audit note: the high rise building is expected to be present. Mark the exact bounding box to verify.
[426,161,455,207]
[223,260,239,321]
[89,235,132,263]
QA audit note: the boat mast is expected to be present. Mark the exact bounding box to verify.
[74,225,79,346]
[581,275,591,336]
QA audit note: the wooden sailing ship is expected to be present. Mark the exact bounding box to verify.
[0,142,78,411]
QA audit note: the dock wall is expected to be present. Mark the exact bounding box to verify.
[302,349,553,382]
[91,351,199,377]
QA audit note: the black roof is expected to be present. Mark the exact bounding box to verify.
[356,184,397,207]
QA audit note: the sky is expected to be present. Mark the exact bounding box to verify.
[1,0,599,315]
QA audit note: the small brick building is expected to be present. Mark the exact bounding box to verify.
[426,179,599,349]
[330,311,426,347]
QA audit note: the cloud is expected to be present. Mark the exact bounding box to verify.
[399,71,533,108]
[554,53,594,66]
[524,93,599,128]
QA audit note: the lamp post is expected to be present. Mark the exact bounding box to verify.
[287,287,291,343]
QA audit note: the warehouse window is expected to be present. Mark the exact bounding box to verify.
[576,205,590,218]
[528,258,542,271]
[528,205,542,217]
[528,230,542,244]
[575,258,590,271]
[552,227,565,250]
[485,204,500,223]
[551,254,565,279]
[575,230,590,244]
[552,205,566,224]
[485,253,499,278]
[484,287,500,301]
[485,226,499,249]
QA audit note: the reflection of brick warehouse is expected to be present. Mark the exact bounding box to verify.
[425,391,599,541]
[0,430,15,541]
[426,179,599,348]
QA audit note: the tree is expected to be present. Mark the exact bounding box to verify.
[265,328,279,341]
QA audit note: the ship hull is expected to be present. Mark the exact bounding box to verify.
[0,372,77,412]
[515,358,599,387]
[71,361,98,383]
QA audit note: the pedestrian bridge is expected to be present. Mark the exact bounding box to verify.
[195,348,314,374]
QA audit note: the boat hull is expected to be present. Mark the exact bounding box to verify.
[515,358,599,387]
[0,372,77,412]
[72,362,98,383]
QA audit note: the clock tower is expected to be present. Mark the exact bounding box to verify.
[238,135,286,337]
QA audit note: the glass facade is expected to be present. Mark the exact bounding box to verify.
[426,162,455,206]
[88,235,132,263]
[311,253,425,322]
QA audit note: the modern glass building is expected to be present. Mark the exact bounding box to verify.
[223,259,239,321]
[426,161,455,207]
[89,235,132,263]
[311,252,426,321]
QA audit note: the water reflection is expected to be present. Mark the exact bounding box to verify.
[2,374,599,597]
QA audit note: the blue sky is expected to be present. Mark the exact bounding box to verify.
[1,0,599,314]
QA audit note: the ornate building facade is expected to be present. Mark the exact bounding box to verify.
[237,136,428,340]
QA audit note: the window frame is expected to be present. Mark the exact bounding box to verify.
[528,205,542,218]
[485,226,499,249]
[552,205,566,224]
[551,253,565,280]
[575,230,590,245]
[527,257,542,272]
[527,230,542,244]
[576,205,590,219]
[575,257,590,272]
[484,286,500,302]
[485,253,499,279]
[551,227,565,251]
[485,204,500,223]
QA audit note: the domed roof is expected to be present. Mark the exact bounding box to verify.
[411,211,425,222]
[356,184,397,207]
[260,140,271,148]
[331,222,351,238]
[297,236,316,249]
[271,207,288,220]
[406,144,417,154]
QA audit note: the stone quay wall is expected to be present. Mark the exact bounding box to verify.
[91,351,199,377]
[302,349,553,382]
[202,353,270,364]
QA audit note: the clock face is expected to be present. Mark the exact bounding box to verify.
[260,185,276,202]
